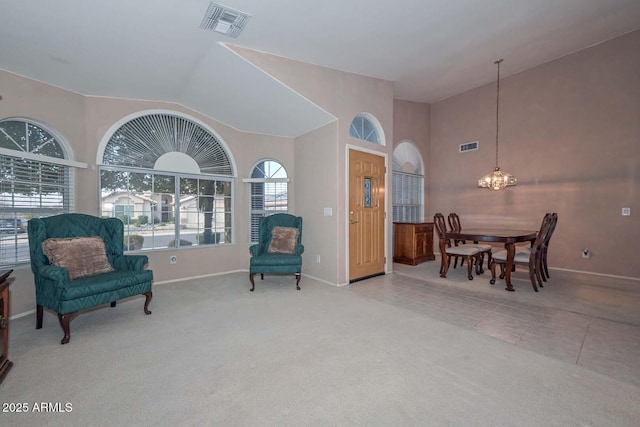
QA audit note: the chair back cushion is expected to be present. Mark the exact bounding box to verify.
[42,236,115,280]
[267,226,299,254]
[258,214,303,253]
[29,213,125,274]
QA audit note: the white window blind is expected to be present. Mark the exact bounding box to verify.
[248,160,288,243]
[0,119,80,267]
[99,112,234,251]
[0,156,74,266]
[392,171,423,223]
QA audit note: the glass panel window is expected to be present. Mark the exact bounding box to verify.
[249,160,288,243]
[99,112,234,251]
[0,119,75,267]
[349,114,381,144]
[392,142,424,223]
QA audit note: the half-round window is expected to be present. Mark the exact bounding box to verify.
[392,141,424,222]
[248,159,289,243]
[99,112,235,250]
[0,118,81,266]
[349,113,384,145]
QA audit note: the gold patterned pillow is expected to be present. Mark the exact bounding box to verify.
[267,226,299,254]
[42,237,114,280]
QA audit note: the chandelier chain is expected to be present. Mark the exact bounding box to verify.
[494,58,503,169]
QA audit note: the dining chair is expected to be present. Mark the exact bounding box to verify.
[489,213,555,292]
[448,212,492,273]
[434,213,482,280]
[540,212,558,282]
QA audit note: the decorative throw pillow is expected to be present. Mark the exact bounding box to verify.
[267,226,299,254]
[42,237,114,280]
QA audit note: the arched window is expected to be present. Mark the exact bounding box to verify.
[0,118,84,266]
[98,112,235,250]
[349,113,384,145]
[247,160,288,243]
[392,141,424,222]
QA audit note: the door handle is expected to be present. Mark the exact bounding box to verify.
[350,220,359,224]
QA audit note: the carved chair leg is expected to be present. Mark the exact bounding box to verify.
[440,254,451,278]
[261,274,264,280]
[249,274,256,292]
[476,253,485,274]
[58,312,75,345]
[36,304,43,329]
[143,291,153,315]
[295,273,301,290]
[489,260,497,285]
[466,256,474,280]
[111,301,117,308]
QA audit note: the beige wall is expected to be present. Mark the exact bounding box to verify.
[4,29,638,317]
[294,122,340,284]
[392,100,431,217]
[429,30,640,278]
[232,46,395,284]
[2,72,295,316]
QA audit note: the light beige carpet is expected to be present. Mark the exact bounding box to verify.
[3,272,639,426]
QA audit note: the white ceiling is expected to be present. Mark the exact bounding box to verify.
[1,0,639,137]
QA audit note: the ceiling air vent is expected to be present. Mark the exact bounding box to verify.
[200,2,251,38]
[459,141,478,153]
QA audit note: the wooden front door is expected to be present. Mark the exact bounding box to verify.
[348,149,385,282]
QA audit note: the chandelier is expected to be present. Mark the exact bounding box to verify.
[478,59,517,190]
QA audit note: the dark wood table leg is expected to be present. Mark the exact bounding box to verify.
[503,243,516,292]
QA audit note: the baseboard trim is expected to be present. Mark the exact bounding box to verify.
[10,308,36,321]
[152,269,247,286]
[549,267,640,282]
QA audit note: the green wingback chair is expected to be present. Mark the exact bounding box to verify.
[28,213,153,344]
[249,213,304,291]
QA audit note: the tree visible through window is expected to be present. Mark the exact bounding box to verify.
[249,160,288,243]
[0,119,77,266]
[99,113,234,250]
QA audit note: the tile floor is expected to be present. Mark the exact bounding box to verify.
[348,258,640,387]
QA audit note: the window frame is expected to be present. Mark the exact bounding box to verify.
[349,113,385,146]
[392,141,424,223]
[97,111,236,252]
[0,118,85,267]
[246,159,289,243]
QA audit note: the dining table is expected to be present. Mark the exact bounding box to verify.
[439,228,538,291]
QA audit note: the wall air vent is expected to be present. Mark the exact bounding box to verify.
[200,2,251,38]
[459,141,479,153]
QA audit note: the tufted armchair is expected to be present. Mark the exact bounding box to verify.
[28,213,153,344]
[249,213,304,291]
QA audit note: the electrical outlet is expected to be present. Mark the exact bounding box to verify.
[582,249,590,259]
[622,207,631,216]
[170,255,178,264]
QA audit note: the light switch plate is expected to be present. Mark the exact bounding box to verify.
[323,207,332,216]
[622,207,631,216]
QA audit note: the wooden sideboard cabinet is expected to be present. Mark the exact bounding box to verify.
[393,222,435,265]
[0,269,13,384]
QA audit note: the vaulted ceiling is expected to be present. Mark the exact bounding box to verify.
[1,0,639,137]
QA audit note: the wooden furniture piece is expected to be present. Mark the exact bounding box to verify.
[0,269,13,384]
[441,228,537,291]
[447,212,492,272]
[434,214,483,280]
[28,214,153,344]
[490,213,558,292]
[393,222,435,265]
